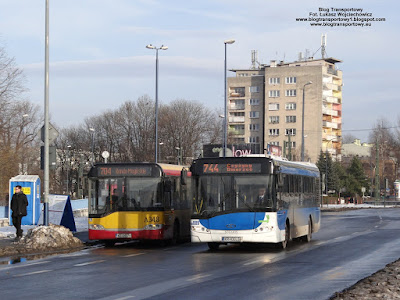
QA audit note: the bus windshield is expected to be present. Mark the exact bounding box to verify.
[89,177,162,215]
[193,175,274,216]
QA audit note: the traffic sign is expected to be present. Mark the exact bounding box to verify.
[40,122,59,144]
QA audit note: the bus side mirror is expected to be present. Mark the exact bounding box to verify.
[181,168,187,185]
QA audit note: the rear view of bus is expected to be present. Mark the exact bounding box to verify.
[88,163,191,246]
[190,156,320,250]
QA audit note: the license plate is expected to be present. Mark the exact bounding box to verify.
[115,233,132,238]
[222,236,242,242]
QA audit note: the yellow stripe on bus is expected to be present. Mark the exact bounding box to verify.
[89,211,165,229]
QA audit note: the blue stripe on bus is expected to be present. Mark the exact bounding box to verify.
[279,165,319,177]
[277,210,288,230]
[199,212,266,230]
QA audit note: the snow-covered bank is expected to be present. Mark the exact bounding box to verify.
[0,215,88,238]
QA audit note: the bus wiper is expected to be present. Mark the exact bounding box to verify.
[238,195,254,212]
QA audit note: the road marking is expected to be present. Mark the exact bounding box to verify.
[74,260,105,267]
[0,260,50,272]
[114,296,136,300]
[187,274,211,282]
[123,253,145,258]
[14,269,52,277]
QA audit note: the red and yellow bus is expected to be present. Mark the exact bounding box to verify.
[88,163,191,246]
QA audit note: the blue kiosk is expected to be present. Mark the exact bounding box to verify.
[9,175,41,225]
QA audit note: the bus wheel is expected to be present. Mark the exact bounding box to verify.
[104,240,115,247]
[280,222,290,249]
[208,242,220,251]
[302,218,312,243]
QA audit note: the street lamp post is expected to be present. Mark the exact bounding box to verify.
[301,81,313,161]
[159,142,164,162]
[146,44,168,163]
[89,128,95,166]
[66,145,71,195]
[223,39,235,157]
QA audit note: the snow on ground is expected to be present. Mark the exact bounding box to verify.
[16,224,83,250]
[0,216,88,238]
[321,203,396,209]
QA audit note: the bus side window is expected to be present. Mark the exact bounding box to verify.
[164,179,172,209]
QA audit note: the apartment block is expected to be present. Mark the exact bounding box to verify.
[227,57,343,163]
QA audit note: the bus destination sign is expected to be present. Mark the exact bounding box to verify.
[202,163,261,174]
[97,165,153,177]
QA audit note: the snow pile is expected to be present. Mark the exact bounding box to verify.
[17,224,83,251]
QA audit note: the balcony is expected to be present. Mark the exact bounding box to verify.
[323,121,340,129]
[229,104,245,110]
[230,92,245,97]
[231,130,245,136]
[323,83,341,91]
[322,107,339,117]
[229,116,245,123]
[327,68,338,76]
[323,135,339,142]
[323,96,340,104]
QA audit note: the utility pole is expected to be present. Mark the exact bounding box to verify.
[325,150,328,195]
[288,134,292,161]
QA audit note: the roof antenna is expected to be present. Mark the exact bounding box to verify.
[321,33,327,59]
[250,50,261,69]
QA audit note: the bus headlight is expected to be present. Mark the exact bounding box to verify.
[144,224,163,230]
[89,224,104,230]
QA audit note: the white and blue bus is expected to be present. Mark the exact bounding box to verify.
[190,155,321,250]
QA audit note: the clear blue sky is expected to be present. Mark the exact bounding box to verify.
[0,0,398,142]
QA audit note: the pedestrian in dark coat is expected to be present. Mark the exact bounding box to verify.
[11,185,28,239]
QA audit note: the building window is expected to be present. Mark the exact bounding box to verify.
[249,136,260,143]
[249,86,260,93]
[285,103,296,110]
[231,112,245,117]
[285,128,296,136]
[269,90,280,98]
[249,111,260,118]
[285,89,297,97]
[269,129,279,136]
[269,103,280,111]
[269,77,280,85]
[269,116,279,124]
[285,77,296,84]
[284,141,296,148]
[230,87,245,97]
[249,98,260,106]
[249,124,260,131]
[286,116,296,123]
[269,141,280,146]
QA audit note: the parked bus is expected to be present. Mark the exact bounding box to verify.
[88,163,191,246]
[190,155,320,250]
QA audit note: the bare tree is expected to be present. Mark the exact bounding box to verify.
[0,45,25,105]
[342,133,357,144]
[159,99,219,163]
[369,117,399,191]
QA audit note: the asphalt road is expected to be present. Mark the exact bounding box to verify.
[1,208,400,300]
